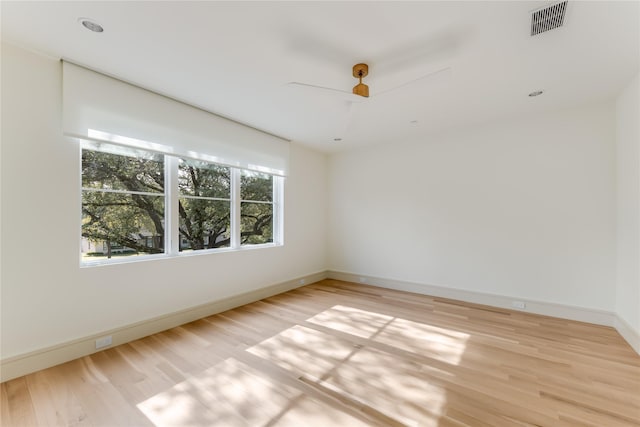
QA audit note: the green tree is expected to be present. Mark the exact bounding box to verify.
[240,171,274,244]
[82,148,165,257]
[178,160,231,250]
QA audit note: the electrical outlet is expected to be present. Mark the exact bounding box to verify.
[359,277,367,283]
[512,301,526,309]
[95,335,112,349]
[299,278,306,285]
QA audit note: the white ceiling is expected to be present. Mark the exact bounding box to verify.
[2,1,638,153]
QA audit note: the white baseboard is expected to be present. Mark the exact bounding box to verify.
[0,271,327,383]
[327,270,617,326]
[614,314,640,354]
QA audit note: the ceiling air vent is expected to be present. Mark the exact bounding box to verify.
[531,1,568,36]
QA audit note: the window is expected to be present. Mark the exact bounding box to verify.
[241,171,274,245]
[178,159,231,251]
[81,141,282,264]
[81,142,165,259]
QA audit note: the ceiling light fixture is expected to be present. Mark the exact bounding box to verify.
[528,90,544,97]
[78,18,104,33]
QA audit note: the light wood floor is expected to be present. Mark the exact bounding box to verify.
[2,279,640,426]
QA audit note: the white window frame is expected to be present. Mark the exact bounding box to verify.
[80,141,284,266]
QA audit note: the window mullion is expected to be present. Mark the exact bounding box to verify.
[231,168,241,249]
[167,156,179,255]
[274,176,284,245]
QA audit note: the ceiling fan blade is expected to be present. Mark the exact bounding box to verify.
[286,82,367,103]
[373,66,452,97]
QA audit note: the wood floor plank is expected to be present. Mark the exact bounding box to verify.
[2,279,639,426]
[1,377,39,427]
[24,369,90,426]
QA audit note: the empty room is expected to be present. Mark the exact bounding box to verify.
[1,1,639,426]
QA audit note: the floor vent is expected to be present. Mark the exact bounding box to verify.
[531,1,568,36]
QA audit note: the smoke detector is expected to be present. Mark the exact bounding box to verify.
[530,1,568,36]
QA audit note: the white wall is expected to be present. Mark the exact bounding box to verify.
[0,43,327,360]
[328,102,617,312]
[615,73,640,337]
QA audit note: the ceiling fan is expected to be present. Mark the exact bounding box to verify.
[287,63,452,103]
[286,63,452,139]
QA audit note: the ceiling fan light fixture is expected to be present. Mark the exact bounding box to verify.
[353,83,369,97]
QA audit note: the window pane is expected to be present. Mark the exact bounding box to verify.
[82,192,165,259]
[82,148,164,193]
[241,202,273,245]
[179,159,230,199]
[179,198,231,251]
[241,170,273,202]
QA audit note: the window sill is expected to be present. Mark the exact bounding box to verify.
[80,242,282,268]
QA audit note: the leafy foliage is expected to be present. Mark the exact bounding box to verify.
[240,171,274,245]
[241,202,273,244]
[82,149,165,257]
[241,170,273,202]
[178,160,231,250]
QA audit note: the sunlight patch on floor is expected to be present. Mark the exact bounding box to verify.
[308,304,469,365]
[247,305,466,426]
[247,325,357,378]
[323,345,449,424]
[140,304,470,426]
[137,356,370,426]
[307,304,394,339]
[376,317,469,365]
